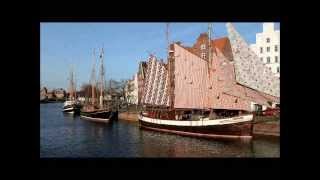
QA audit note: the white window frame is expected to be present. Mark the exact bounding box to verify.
[266,38,270,43]
[200,44,206,50]
[267,57,270,63]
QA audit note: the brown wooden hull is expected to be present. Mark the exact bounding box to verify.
[139,119,253,139]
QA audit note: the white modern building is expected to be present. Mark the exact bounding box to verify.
[125,73,139,105]
[250,23,280,78]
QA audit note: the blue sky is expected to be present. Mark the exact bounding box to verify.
[41,22,279,90]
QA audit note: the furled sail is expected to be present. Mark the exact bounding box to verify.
[141,56,170,106]
[226,23,280,98]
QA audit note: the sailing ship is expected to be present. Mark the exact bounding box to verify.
[138,23,280,139]
[63,66,81,114]
[80,48,117,123]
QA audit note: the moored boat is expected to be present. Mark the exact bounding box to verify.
[80,108,117,123]
[63,100,81,114]
[139,113,253,139]
[138,23,279,139]
[63,65,81,114]
[80,48,116,123]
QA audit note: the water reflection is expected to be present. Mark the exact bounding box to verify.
[41,103,279,158]
[138,129,273,157]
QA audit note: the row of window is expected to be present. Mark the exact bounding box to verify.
[268,66,280,73]
[260,56,279,63]
[260,45,278,53]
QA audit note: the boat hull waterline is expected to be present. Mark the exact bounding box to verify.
[138,114,253,139]
[80,110,116,123]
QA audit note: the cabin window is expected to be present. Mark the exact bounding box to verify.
[266,38,270,43]
[201,44,206,50]
[267,57,270,63]
[201,52,206,59]
[267,47,270,52]
[275,56,278,63]
[277,67,280,73]
[260,47,263,53]
[275,45,278,52]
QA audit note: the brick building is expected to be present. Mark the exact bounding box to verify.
[181,33,233,62]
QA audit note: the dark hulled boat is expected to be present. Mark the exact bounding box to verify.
[80,48,116,123]
[80,105,117,123]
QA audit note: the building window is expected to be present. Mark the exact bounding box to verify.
[275,45,278,52]
[201,44,206,50]
[260,47,263,53]
[266,38,270,43]
[277,67,280,73]
[275,56,278,63]
[267,47,270,52]
[267,57,270,63]
[201,53,206,59]
[260,57,263,61]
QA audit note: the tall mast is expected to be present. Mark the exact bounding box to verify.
[90,49,96,105]
[166,23,170,62]
[208,23,213,70]
[109,78,112,97]
[99,47,105,109]
[69,64,75,100]
[166,23,174,110]
[74,67,77,100]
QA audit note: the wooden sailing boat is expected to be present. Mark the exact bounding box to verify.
[80,48,116,123]
[63,65,81,114]
[137,23,278,139]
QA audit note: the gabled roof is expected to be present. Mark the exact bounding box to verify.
[212,37,229,51]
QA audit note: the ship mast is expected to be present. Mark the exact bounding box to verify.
[90,49,96,106]
[74,68,77,100]
[166,23,170,63]
[99,47,105,109]
[69,64,75,101]
[166,23,174,111]
[208,23,213,71]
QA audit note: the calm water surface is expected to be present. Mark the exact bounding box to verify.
[40,103,279,158]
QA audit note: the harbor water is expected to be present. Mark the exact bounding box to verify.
[40,103,279,158]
